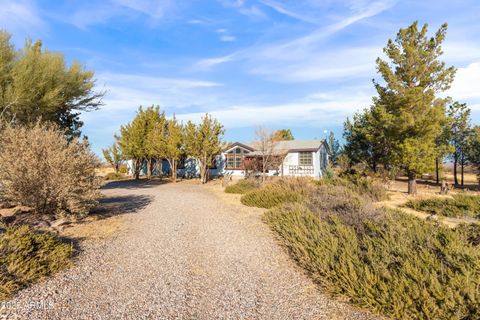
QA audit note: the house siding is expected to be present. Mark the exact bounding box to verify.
[127,140,329,179]
[127,156,224,178]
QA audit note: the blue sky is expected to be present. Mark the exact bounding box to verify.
[1,0,480,155]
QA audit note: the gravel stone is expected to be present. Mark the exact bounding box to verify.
[2,181,381,320]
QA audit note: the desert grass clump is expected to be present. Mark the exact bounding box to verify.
[241,178,315,208]
[224,179,260,194]
[103,172,128,181]
[405,194,480,219]
[0,122,102,217]
[0,225,73,300]
[265,201,480,319]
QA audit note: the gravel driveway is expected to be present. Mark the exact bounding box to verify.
[3,180,380,320]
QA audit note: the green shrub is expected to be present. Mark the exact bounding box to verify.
[0,225,73,300]
[225,179,259,194]
[241,176,480,318]
[265,204,480,319]
[104,172,128,181]
[344,174,388,201]
[241,188,302,208]
[317,174,388,201]
[241,178,314,208]
[405,194,480,219]
[456,223,480,246]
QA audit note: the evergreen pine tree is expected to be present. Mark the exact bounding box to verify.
[371,22,455,194]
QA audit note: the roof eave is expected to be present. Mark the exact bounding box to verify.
[222,142,256,152]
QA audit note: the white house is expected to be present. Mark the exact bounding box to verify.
[222,140,329,178]
[127,139,329,179]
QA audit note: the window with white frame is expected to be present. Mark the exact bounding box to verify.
[225,147,249,169]
[298,151,313,166]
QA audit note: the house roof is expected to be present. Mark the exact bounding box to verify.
[223,142,256,152]
[271,139,325,152]
[225,139,326,156]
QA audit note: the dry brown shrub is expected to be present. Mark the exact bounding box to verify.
[0,122,101,216]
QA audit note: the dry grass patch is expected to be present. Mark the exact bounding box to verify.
[61,216,123,241]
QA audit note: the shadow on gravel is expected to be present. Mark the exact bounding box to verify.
[102,178,171,190]
[90,194,154,218]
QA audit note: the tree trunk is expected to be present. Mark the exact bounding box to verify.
[147,158,152,179]
[115,163,119,173]
[203,162,209,184]
[407,171,417,195]
[202,165,208,184]
[435,158,439,184]
[200,160,207,184]
[440,179,449,195]
[453,153,459,185]
[461,154,465,186]
[134,159,141,180]
[158,158,163,180]
[171,160,177,182]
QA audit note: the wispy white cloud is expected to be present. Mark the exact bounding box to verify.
[195,53,240,69]
[266,0,393,52]
[65,0,176,29]
[81,71,224,152]
[113,0,174,19]
[249,46,380,82]
[176,87,372,128]
[100,73,222,89]
[187,19,208,25]
[96,72,222,112]
[259,0,319,24]
[443,41,480,64]
[196,0,394,82]
[218,0,267,19]
[216,28,236,42]
[220,35,236,42]
[448,62,480,101]
[0,0,46,35]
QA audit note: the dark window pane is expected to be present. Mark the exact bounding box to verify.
[226,154,234,168]
[299,152,313,166]
[235,155,242,168]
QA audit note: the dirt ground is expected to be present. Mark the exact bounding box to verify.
[378,177,480,227]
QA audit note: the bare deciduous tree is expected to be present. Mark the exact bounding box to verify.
[254,127,284,182]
